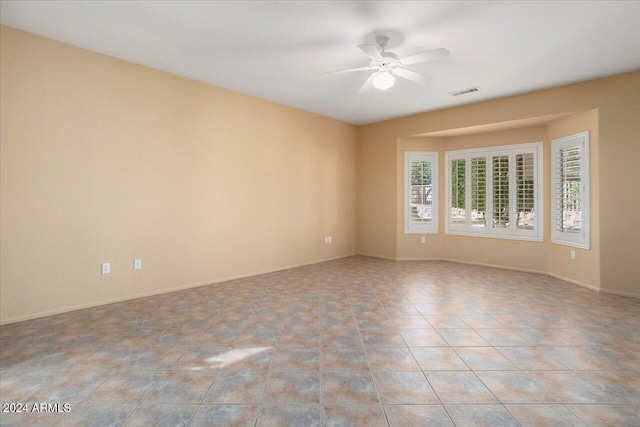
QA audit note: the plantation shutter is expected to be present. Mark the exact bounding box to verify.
[492,155,510,231]
[556,146,582,233]
[404,152,438,234]
[410,160,433,226]
[449,157,466,230]
[551,132,590,249]
[445,142,542,241]
[516,152,535,231]
[470,157,487,229]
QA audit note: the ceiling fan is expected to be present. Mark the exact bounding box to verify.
[324,36,449,92]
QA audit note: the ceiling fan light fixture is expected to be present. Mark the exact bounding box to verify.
[373,70,395,90]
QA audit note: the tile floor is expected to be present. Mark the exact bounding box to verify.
[1,256,639,426]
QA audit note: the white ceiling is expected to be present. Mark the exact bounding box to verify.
[2,1,639,125]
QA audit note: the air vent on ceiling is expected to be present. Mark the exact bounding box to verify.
[449,87,480,96]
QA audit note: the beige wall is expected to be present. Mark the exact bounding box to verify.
[2,26,638,323]
[395,137,443,260]
[357,131,397,259]
[395,122,599,280]
[546,110,600,288]
[359,71,640,297]
[439,125,550,274]
[0,26,357,323]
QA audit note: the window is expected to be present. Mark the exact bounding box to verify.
[551,132,590,249]
[404,151,438,234]
[450,158,466,229]
[492,153,510,233]
[515,152,535,231]
[445,142,542,241]
[470,157,487,229]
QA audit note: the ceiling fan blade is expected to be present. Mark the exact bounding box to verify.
[358,73,376,93]
[358,44,383,61]
[399,48,449,66]
[392,68,431,86]
[321,66,373,75]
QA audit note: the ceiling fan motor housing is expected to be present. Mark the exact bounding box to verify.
[371,52,400,70]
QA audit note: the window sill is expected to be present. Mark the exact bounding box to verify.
[445,230,543,242]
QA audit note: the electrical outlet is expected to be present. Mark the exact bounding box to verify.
[101,263,110,274]
[420,237,426,244]
[134,259,142,270]
[570,250,576,260]
[324,236,332,244]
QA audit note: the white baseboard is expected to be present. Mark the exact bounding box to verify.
[547,272,600,292]
[356,252,398,261]
[358,253,442,262]
[6,252,633,324]
[1,253,358,325]
[357,253,607,294]
[359,253,549,275]
[359,254,637,301]
[440,257,548,275]
[599,288,640,300]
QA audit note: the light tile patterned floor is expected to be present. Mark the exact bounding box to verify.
[1,256,639,426]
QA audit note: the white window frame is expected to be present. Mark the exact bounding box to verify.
[551,131,590,249]
[404,151,438,234]
[445,142,543,242]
